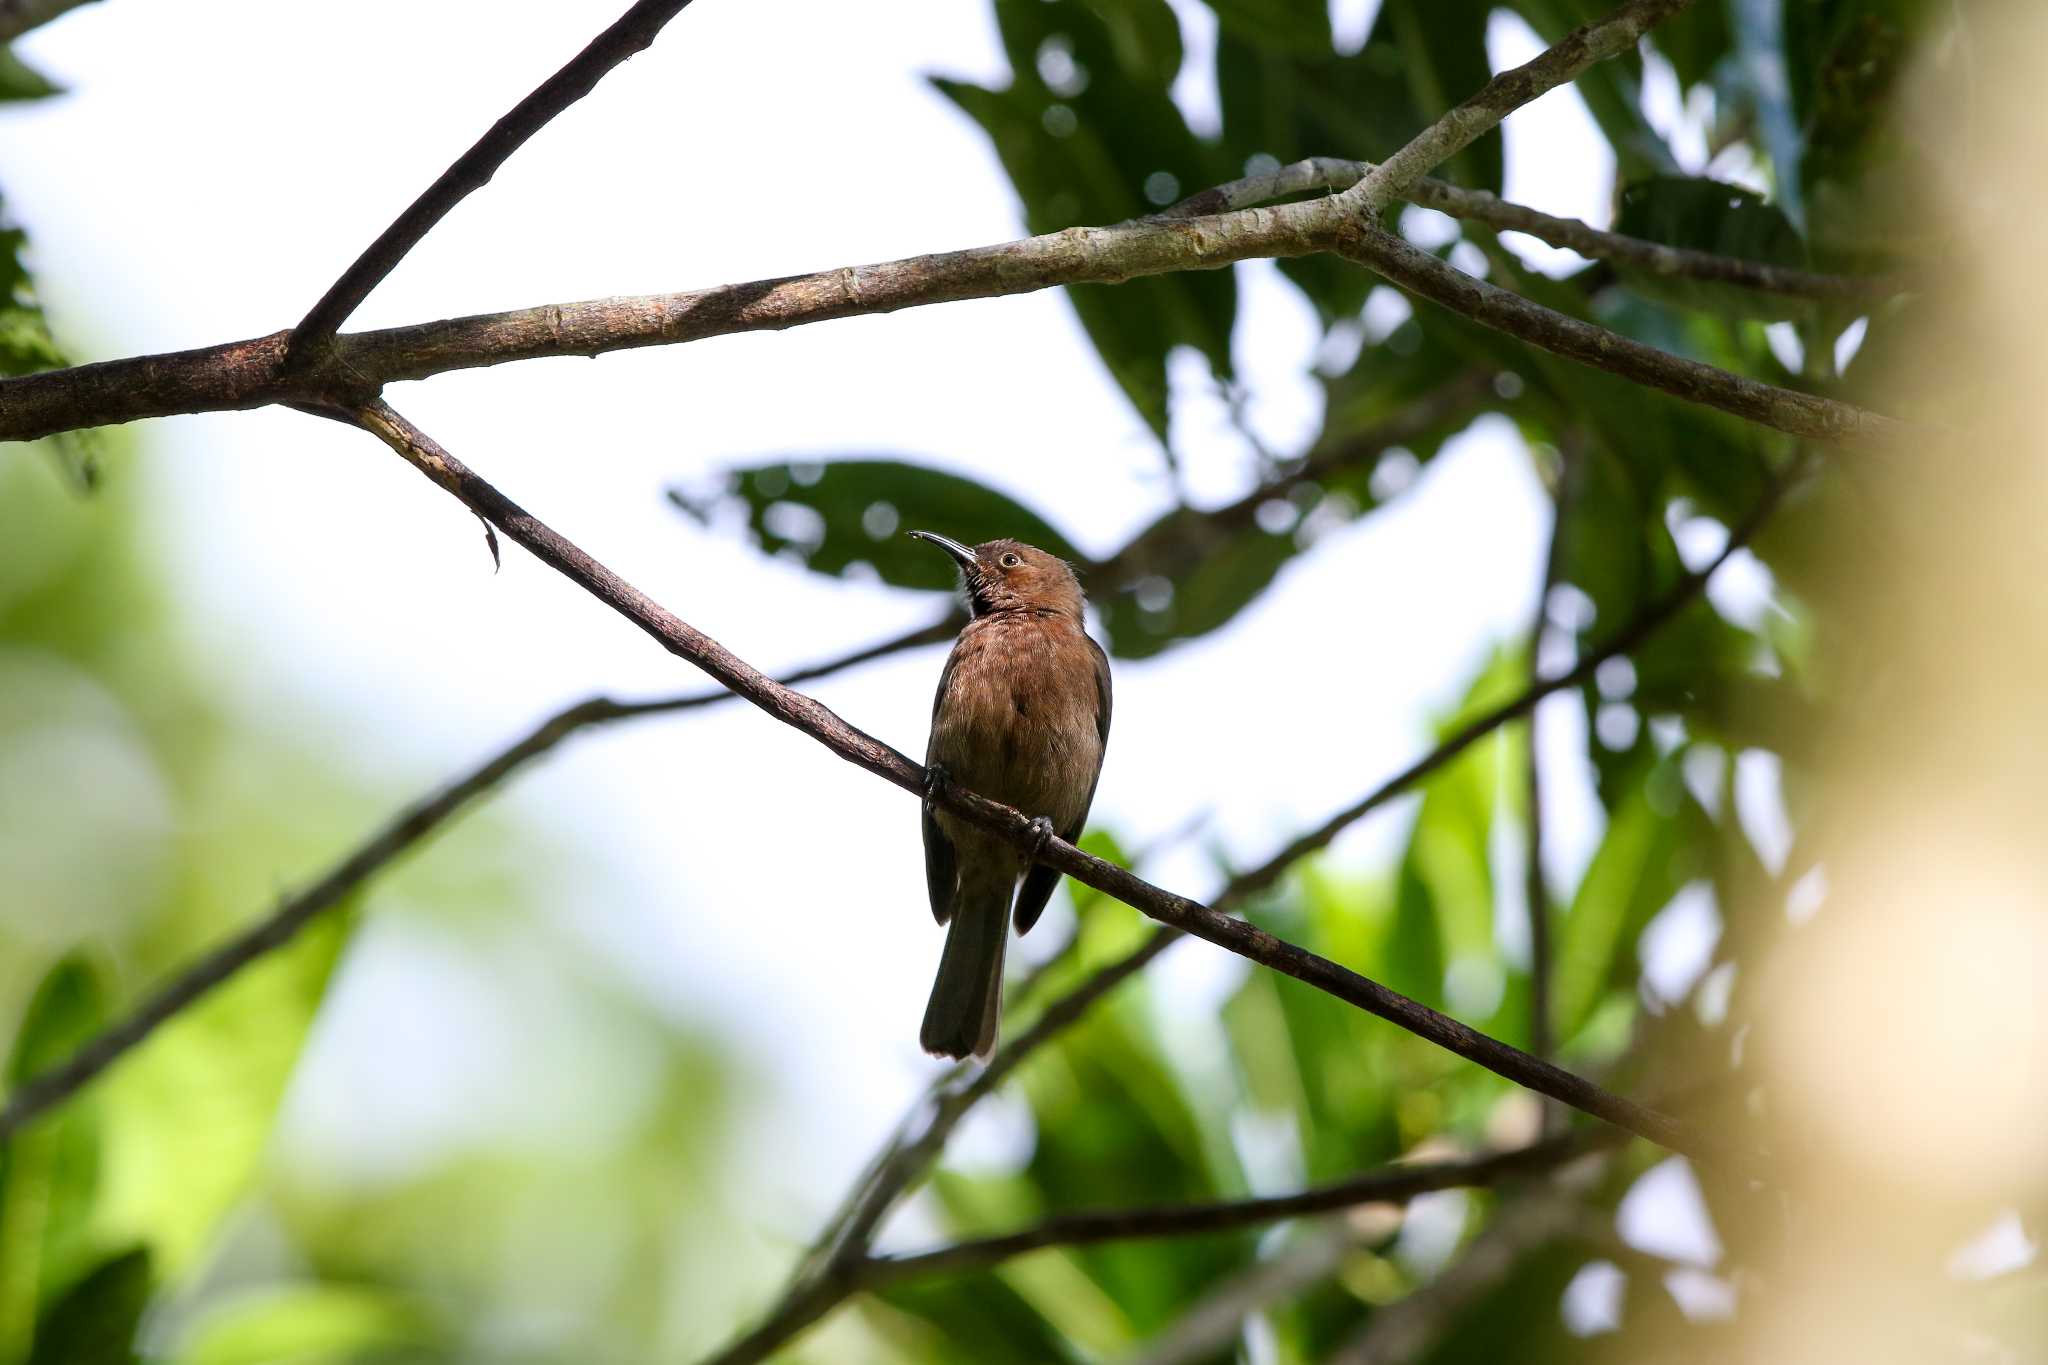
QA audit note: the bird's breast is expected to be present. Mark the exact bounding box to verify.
[928,614,1102,828]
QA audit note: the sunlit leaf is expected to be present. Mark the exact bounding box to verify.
[26,1247,148,1365]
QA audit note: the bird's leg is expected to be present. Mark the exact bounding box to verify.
[923,762,951,810]
[1025,816,1058,862]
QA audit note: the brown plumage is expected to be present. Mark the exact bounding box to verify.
[909,532,1112,1061]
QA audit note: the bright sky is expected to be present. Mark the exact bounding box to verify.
[2,0,1685,1265]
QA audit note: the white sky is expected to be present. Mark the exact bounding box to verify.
[2,0,1646,1259]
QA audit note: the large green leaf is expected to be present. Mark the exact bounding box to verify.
[0,954,110,1361]
[934,0,1235,442]
[1613,176,1812,321]
[1094,506,1300,660]
[171,1282,443,1365]
[1554,769,1710,1040]
[672,457,1086,592]
[26,1247,149,1365]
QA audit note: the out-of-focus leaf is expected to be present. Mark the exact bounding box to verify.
[26,1247,149,1365]
[0,50,61,103]
[1555,770,1709,1039]
[171,1282,442,1365]
[0,954,109,1360]
[1515,0,1681,179]
[672,457,1086,593]
[1207,0,1330,54]
[1095,508,1297,660]
[934,0,1234,441]
[1653,0,1735,91]
[1613,177,1811,321]
[1410,1237,1585,1365]
[1,208,100,490]
[869,1272,1083,1364]
[92,907,352,1275]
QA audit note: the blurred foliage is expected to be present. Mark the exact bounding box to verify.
[0,0,1961,1360]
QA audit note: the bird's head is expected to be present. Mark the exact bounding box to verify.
[907,532,1086,620]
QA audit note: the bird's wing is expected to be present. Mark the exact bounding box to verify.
[924,648,961,924]
[1014,635,1112,934]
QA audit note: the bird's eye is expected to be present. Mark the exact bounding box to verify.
[999,552,1022,569]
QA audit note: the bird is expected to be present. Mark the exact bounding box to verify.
[907,532,1112,1061]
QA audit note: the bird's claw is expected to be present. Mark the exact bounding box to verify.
[923,762,950,806]
[1026,816,1057,860]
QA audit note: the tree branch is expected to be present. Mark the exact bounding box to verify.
[1336,0,1694,215]
[0,204,1894,449]
[0,616,954,1144]
[0,0,97,43]
[285,0,701,361]
[1167,157,1907,303]
[864,1130,1612,1282]
[0,387,1457,1146]
[1342,226,1889,443]
[331,396,1716,1163]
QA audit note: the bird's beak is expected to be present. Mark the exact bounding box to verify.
[907,530,977,572]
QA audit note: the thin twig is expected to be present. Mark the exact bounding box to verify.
[1164,157,1906,302]
[1335,0,1696,216]
[286,0,701,362]
[864,1130,1613,1281]
[0,617,954,1143]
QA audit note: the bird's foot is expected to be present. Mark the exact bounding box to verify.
[1025,816,1057,860]
[923,762,951,808]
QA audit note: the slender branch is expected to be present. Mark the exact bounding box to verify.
[1335,0,1695,215]
[864,1130,1611,1282]
[334,397,1713,1163]
[0,617,953,1144]
[0,204,1893,449]
[0,389,1447,1147]
[1343,226,1891,444]
[285,0,701,360]
[0,0,96,43]
[695,455,1798,1365]
[1166,157,1906,302]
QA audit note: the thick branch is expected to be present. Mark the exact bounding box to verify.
[1336,0,1695,215]
[0,0,96,42]
[1168,157,1906,302]
[0,199,1891,449]
[286,0,701,359]
[865,1130,1610,1281]
[0,617,953,1143]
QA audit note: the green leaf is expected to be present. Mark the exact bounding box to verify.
[1613,177,1812,320]
[171,1282,442,1365]
[0,50,62,104]
[1553,770,1709,1039]
[869,1272,1083,1364]
[1,206,101,490]
[934,0,1235,441]
[1094,508,1299,660]
[27,1247,149,1365]
[92,908,353,1275]
[0,954,110,1361]
[1514,0,1681,179]
[1207,0,1331,54]
[672,457,1085,593]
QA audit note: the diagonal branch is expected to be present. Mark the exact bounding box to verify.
[338,397,1719,1162]
[285,0,701,361]
[0,0,97,43]
[1166,157,1908,303]
[863,1129,1614,1282]
[1335,0,1695,216]
[0,391,1455,1147]
[0,616,954,1144]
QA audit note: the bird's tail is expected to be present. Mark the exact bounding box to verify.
[921,874,1010,1062]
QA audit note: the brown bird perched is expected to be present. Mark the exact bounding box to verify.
[908,532,1111,1061]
